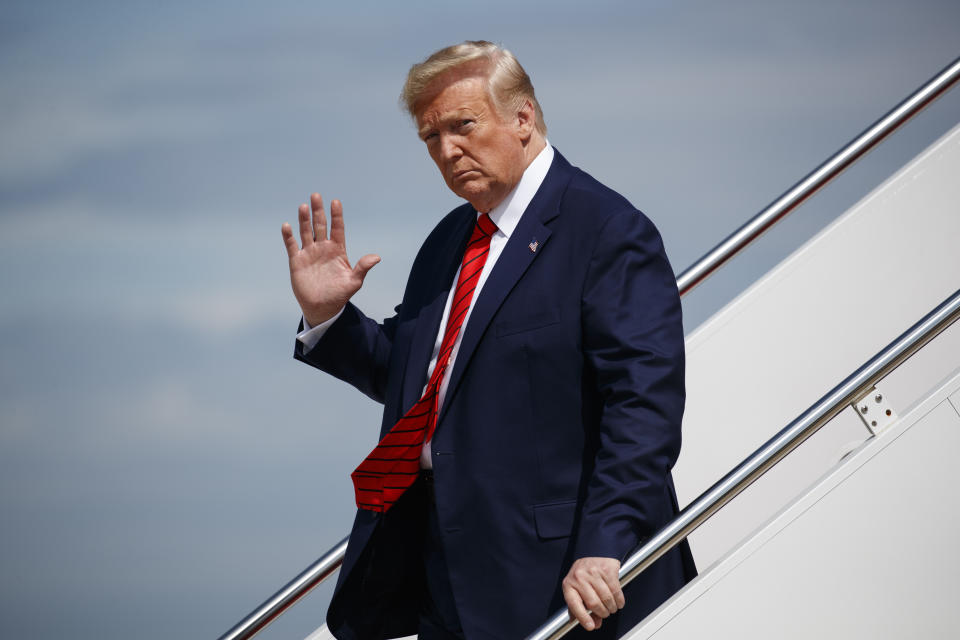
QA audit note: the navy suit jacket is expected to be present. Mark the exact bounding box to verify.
[295,150,696,640]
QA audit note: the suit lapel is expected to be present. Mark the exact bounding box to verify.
[437,153,572,426]
[400,209,476,411]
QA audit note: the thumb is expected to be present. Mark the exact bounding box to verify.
[353,254,381,281]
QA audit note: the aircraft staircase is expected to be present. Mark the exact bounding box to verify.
[630,118,960,639]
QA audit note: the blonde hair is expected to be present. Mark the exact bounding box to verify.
[401,40,547,135]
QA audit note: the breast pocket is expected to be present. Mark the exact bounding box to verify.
[495,310,561,337]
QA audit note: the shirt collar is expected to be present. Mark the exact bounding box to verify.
[484,142,555,239]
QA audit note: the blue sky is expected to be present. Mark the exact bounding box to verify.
[1,1,958,638]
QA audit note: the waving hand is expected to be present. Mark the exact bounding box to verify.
[281,193,380,327]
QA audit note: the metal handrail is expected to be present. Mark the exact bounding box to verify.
[676,55,960,296]
[527,288,960,640]
[219,55,960,640]
[217,537,348,640]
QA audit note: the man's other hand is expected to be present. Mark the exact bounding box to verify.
[281,193,380,326]
[562,557,624,631]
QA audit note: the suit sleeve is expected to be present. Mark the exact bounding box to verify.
[293,302,400,404]
[574,207,685,561]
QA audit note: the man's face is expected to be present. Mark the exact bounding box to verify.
[415,72,528,213]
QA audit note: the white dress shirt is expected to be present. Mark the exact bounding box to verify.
[298,143,555,468]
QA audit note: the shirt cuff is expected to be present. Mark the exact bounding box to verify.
[296,307,345,352]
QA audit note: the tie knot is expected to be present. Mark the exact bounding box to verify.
[476,213,498,238]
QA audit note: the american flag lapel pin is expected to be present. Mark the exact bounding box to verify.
[528,238,539,253]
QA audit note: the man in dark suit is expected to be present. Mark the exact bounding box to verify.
[281,41,695,640]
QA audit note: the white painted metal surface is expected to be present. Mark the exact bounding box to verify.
[853,386,899,434]
[676,122,960,570]
[627,367,960,639]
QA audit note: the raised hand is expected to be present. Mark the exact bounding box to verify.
[281,193,380,327]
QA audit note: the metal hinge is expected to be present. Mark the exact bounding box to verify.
[852,387,898,435]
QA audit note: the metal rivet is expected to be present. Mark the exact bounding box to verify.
[871,420,877,427]
[875,394,883,403]
[860,405,869,414]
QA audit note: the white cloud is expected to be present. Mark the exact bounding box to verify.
[0,192,417,339]
[0,83,227,183]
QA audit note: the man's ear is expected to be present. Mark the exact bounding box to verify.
[516,99,536,141]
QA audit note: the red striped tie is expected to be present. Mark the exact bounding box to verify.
[351,213,499,512]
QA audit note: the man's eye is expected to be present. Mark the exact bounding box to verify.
[458,119,473,129]
[423,132,438,142]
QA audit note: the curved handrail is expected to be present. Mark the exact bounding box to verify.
[216,537,348,640]
[526,288,960,639]
[218,55,960,640]
[676,55,960,296]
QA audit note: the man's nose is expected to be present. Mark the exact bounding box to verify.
[439,135,462,163]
